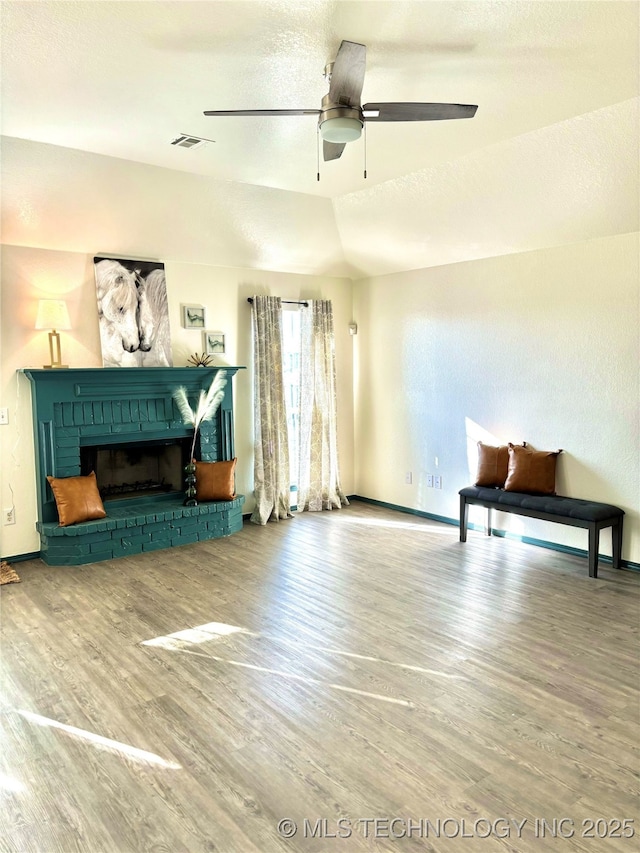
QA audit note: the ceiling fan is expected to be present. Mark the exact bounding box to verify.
[204,40,478,162]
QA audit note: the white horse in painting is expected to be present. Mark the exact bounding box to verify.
[94,259,141,366]
[95,259,173,367]
[135,268,172,366]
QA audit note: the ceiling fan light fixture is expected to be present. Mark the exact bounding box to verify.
[320,116,363,143]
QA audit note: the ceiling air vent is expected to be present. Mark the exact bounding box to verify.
[170,134,213,150]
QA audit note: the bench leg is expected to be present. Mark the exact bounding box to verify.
[485,507,492,536]
[588,524,599,578]
[612,518,623,570]
[459,495,468,542]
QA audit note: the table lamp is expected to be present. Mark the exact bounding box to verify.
[35,300,71,368]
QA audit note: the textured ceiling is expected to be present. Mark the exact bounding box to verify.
[2,1,637,199]
[1,2,638,278]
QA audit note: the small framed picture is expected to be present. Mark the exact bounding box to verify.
[204,331,225,355]
[182,304,206,329]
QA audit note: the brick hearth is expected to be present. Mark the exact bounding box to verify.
[24,367,245,565]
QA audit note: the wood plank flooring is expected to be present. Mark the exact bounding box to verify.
[1,500,638,852]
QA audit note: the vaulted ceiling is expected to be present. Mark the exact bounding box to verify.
[2,1,638,278]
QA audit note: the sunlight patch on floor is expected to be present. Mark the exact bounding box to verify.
[141,622,466,679]
[17,710,181,770]
[163,646,415,707]
[0,772,26,793]
[333,515,459,534]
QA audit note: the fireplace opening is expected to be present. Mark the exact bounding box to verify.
[81,438,191,501]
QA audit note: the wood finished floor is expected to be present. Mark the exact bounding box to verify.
[1,500,638,853]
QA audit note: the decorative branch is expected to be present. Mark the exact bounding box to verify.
[173,370,228,461]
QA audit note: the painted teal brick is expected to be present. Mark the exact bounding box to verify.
[54,405,63,427]
[56,465,81,477]
[139,400,149,422]
[56,427,80,438]
[112,423,141,434]
[143,520,171,534]
[73,402,84,424]
[118,534,151,549]
[92,402,104,424]
[82,402,94,424]
[115,518,128,528]
[110,544,128,558]
[56,524,80,537]
[143,539,171,552]
[62,402,74,426]
[174,520,200,535]
[80,528,113,542]
[141,422,167,433]
[56,436,80,448]
[56,447,80,467]
[121,401,132,423]
[126,517,139,528]
[172,532,198,546]
[111,528,134,542]
[151,529,173,542]
[90,540,115,554]
[81,424,112,436]
[46,543,92,557]
[111,401,123,424]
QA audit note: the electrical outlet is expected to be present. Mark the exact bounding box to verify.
[3,507,16,525]
[434,476,442,490]
[0,408,8,425]
[426,474,434,488]
[405,471,412,484]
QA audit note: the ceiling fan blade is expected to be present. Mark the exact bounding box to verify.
[329,40,366,107]
[204,109,320,117]
[323,140,346,162]
[362,102,478,122]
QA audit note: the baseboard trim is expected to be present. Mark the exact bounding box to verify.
[350,496,640,572]
[1,551,41,564]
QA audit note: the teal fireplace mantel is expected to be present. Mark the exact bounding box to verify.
[23,366,246,565]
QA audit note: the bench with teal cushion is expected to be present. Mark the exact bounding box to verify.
[459,486,624,578]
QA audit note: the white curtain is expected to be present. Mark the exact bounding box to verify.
[250,296,293,525]
[297,300,349,512]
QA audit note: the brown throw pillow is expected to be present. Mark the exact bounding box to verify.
[195,458,237,501]
[504,444,563,495]
[46,471,107,526]
[475,441,527,488]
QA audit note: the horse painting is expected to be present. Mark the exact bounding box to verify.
[94,257,173,367]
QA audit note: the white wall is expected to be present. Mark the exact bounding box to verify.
[353,232,640,564]
[0,138,355,558]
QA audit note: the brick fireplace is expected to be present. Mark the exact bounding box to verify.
[24,367,245,565]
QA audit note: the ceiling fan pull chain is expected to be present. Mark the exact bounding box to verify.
[316,126,321,181]
[363,121,367,179]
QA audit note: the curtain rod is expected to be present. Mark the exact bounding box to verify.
[247,297,309,307]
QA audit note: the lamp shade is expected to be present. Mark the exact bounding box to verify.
[35,300,71,331]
